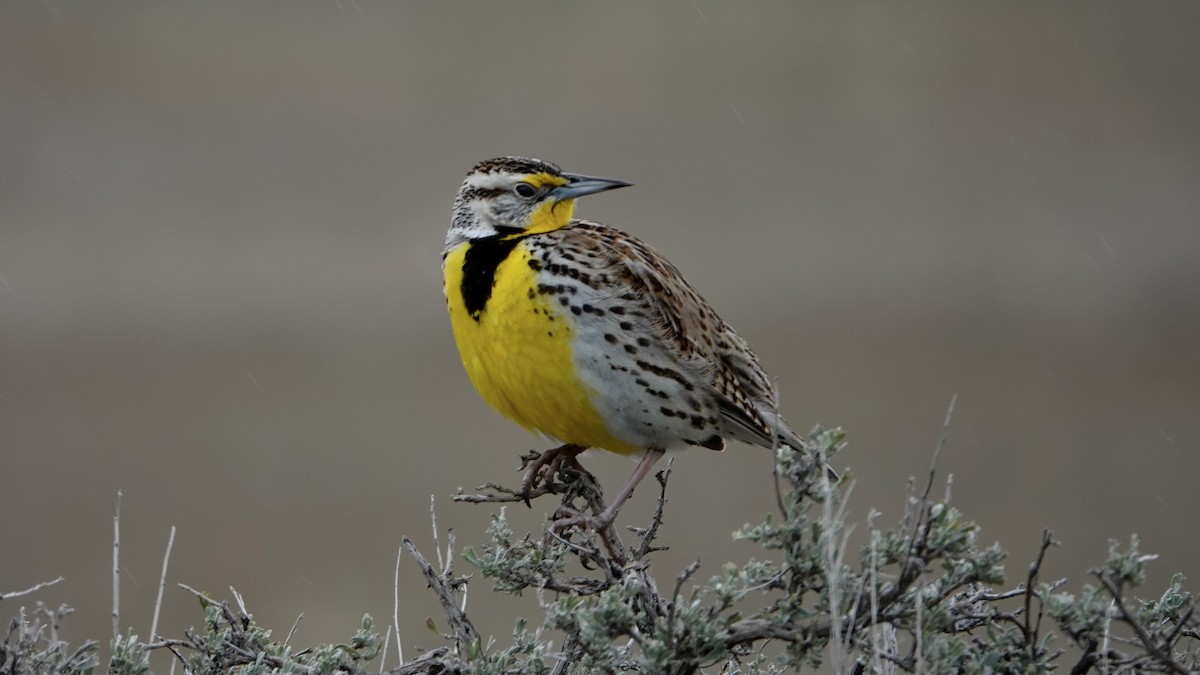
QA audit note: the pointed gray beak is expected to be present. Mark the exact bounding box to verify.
[553,173,632,200]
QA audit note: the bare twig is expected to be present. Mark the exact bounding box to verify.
[150,525,176,642]
[667,559,702,652]
[401,536,477,650]
[285,613,303,645]
[230,586,249,617]
[454,482,558,504]
[925,394,957,504]
[378,627,390,673]
[393,542,404,665]
[0,575,64,601]
[447,529,466,612]
[113,490,122,641]
[1022,529,1055,659]
[630,457,674,560]
[894,395,957,605]
[431,495,444,571]
[176,582,214,605]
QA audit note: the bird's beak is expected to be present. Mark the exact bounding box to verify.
[553,173,632,200]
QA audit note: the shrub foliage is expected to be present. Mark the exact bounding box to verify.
[3,428,1197,673]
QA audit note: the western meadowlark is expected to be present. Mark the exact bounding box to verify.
[443,156,819,530]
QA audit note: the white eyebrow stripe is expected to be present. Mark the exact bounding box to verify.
[464,172,515,190]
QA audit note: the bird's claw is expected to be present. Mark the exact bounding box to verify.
[519,444,584,507]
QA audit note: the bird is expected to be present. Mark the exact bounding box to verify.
[443,156,821,532]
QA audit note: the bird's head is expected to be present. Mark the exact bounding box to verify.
[448,156,630,249]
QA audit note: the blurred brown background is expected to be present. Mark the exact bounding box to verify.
[2,0,1197,666]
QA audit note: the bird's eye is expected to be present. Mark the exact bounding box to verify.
[513,183,538,199]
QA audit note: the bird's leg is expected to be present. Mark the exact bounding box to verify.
[549,448,666,561]
[595,447,666,526]
[520,443,586,506]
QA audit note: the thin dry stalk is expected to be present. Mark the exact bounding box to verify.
[0,576,64,601]
[113,490,122,641]
[150,525,176,642]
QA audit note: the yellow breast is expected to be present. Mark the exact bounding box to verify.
[443,240,640,455]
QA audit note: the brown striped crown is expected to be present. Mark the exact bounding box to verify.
[469,156,562,178]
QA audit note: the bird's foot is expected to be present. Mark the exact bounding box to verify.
[520,444,585,506]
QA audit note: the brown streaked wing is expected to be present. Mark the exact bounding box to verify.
[565,220,788,448]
